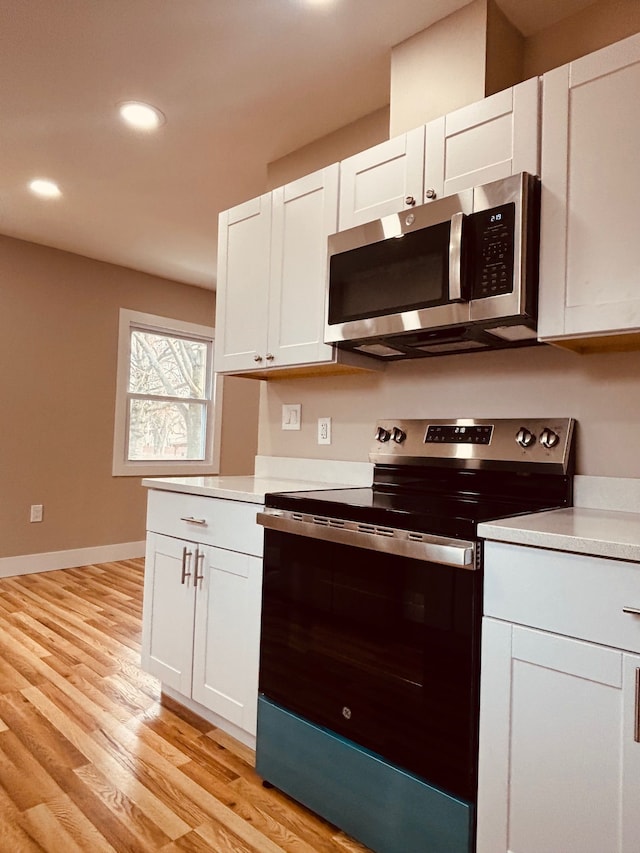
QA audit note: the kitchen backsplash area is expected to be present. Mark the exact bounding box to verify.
[257,343,640,479]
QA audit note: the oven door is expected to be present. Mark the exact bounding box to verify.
[258,523,482,802]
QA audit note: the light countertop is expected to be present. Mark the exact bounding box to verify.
[479,507,640,562]
[141,475,359,504]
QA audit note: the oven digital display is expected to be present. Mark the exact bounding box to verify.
[424,424,494,444]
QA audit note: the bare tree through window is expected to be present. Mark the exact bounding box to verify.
[127,330,210,461]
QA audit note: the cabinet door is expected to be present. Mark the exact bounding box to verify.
[191,546,263,735]
[477,618,640,853]
[538,33,640,341]
[424,77,539,202]
[338,127,425,229]
[141,533,196,696]
[267,164,339,367]
[215,193,271,372]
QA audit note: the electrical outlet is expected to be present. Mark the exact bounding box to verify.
[30,504,43,523]
[317,417,332,445]
[282,403,301,430]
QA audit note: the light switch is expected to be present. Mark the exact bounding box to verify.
[282,404,301,430]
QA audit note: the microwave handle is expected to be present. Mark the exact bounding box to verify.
[448,212,465,302]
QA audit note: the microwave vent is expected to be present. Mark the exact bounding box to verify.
[353,342,406,358]
[486,325,538,342]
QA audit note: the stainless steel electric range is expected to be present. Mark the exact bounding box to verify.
[256,418,576,853]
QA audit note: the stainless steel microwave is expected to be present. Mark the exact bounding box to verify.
[325,172,540,360]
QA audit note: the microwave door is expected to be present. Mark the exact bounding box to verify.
[325,197,473,345]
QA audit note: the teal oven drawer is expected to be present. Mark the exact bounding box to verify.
[256,696,474,853]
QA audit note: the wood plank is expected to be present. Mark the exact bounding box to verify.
[22,685,192,841]
[21,800,102,853]
[72,763,173,851]
[0,782,48,851]
[0,560,372,853]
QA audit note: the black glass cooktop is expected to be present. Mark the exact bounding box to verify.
[265,485,567,541]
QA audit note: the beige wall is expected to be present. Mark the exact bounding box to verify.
[485,0,524,95]
[266,107,390,190]
[0,235,257,559]
[390,0,640,137]
[523,0,640,78]
[217,374,260,475]
[390,0,489,135]
[257,345,640,478]
[389,0,523,136]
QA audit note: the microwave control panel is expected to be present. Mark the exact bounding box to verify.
[468,202,515,299]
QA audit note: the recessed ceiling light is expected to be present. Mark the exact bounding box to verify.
[29,179,62,199]
[118,101,166,131]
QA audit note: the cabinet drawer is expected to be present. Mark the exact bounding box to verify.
[146,490,264,556]
[484,541,640,653]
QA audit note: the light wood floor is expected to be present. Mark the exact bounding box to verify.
[0,559,372,852]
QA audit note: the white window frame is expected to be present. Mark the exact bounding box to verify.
[112,308,222,477]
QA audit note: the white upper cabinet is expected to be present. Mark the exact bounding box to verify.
[338,127,425,229]
[215,165,367,375]
[538,33,640,347]
[267,165,339,367]
[424,77,540,201]
[215,193,272,373]
[338,79,539,231]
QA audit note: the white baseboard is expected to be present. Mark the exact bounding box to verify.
[0,541,146,578]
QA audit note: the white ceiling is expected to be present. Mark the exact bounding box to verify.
[0,0,593,289]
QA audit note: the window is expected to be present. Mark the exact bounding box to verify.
[113,309,220,476]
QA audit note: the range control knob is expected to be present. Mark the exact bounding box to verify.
[516,427,536,448]
[540,427,560,449]
[391,427,407,444]
[375,426,391,443]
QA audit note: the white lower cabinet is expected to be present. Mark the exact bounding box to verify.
[142,491,263,744]
[477,541,640,853]
[191,545,262,733]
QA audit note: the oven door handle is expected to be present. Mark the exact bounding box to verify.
[257,510,476,570]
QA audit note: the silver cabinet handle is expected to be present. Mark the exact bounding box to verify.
[253,354,263,362]
[405,195,416,206]
[635,668,640,744]
[265,353,275,361]
[180,516,207,526]
[623,607,640,616]
[194,550,205,587]
[425,188,437,200]
[181,546,193,585]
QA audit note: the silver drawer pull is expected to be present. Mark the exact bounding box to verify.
[623,607,640,616]
[180,516,207,526]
